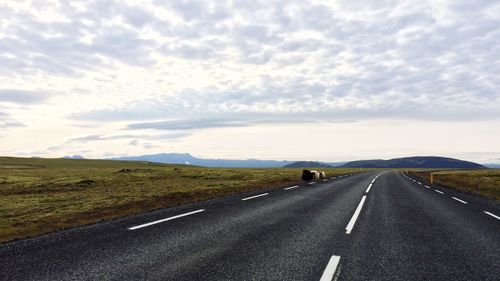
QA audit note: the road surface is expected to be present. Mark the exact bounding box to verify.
[1,171,499,280]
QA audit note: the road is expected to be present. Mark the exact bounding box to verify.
[0,171,499,280]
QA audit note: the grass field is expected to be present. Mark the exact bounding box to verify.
[0,156,364,243]
[410,169,500,200]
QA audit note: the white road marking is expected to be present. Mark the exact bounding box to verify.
[424,185,430,189]
[484,211,500,220]
[284,185,298,190]
[322,179,328,182]
[451,197,467,204]
[435,190,444,194]
[242,193,269,201]
[128,209,205,230]
[417,182,422,185]
[346,195,367,234]
[365,183,373,193]
[320,255,341,281]
[309,182,317,185]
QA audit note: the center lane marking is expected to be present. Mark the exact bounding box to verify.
[484,211,500,220]
[128,209,205,230]
[320,255,341,281]
[365,183,373,193]
[435,190,444,194]
[241,193,269,201]
[284,185,298,190]
[345,195,367,234]
[451,197,467,204]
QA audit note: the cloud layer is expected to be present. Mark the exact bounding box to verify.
[1,0,499,161]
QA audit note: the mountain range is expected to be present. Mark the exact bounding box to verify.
[338,156,485,169]
[108,153,486,169]
[111,153,295,168]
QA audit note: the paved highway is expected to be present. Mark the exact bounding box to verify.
[0,171,499,280]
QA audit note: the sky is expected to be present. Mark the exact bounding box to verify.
[1,0,499,163]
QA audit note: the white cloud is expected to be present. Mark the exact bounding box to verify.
[0,0,499,162]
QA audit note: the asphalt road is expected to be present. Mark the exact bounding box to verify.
[1,171,499,281]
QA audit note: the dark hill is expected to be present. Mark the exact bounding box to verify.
[283,161,332,168]
[340,156,485,169]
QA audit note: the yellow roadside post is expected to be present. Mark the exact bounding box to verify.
[430,173,434,184]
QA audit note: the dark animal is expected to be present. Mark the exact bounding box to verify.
[302,169,314,181]
[302,170,320,182]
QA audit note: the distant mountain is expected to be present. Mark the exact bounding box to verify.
[111,153,294,168]
[63,155,84,159]
[483,163,500,168]
[326,161,348,167]
[340,156,485,169]
[283,161,332,168]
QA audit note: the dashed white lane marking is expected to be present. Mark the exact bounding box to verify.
[365,183,373,193]
[484,211,500,220]
[424,185,431,189]
[284,185,298,190]
[346,195,367,234]
[128,209,205,230]
[322,179,328,182]
[451,197,467,204]
[242,193,269,201]
[320,255,341,281]
[417,182,422,185]
[435,190,444,194]
[308,182,317,185]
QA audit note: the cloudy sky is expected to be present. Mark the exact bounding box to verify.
[1,0,499,163]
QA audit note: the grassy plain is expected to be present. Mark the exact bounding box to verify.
[0,156,363,243]
[410,169,500,200]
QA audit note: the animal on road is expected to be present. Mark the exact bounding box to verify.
[302,169,319,185]
[319,171,326,179]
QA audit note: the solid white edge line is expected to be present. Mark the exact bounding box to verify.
[484,211,500,220]
[320,255,341,281]
[365,183,373,193]
[435,190,444,194]
[241,193,269,201]
[451,197,467,204]
[284,185,298,190]
[128,209,205,230]
[345,195,367,234]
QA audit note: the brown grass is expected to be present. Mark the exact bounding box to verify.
[0,156,365,243]
[410,169,500,200]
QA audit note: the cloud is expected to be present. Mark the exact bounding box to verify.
[0,89,50,104]
[126,115,356,131]
[1,0,500,160]
[0,121,25,128]
[67,132,190,143]
[127,118,250,130]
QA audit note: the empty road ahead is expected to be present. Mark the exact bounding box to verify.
[1,171,499,280]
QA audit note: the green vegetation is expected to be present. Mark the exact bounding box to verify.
[0,156,364,243]
[410,169,500,200]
